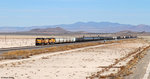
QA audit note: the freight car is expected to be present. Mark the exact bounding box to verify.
[75,36,105,42]
[55,38,76,44]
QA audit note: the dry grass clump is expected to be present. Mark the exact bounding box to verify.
[0,39,139,60]
[41,56,49,59]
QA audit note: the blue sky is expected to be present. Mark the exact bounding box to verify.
[0,0,150,27]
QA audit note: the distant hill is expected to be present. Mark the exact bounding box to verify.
[116,30,150,36]
[55,22,150,33]
[29,27,70,34]
[1,22,150,33]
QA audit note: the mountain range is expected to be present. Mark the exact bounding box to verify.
[0,22,150,33]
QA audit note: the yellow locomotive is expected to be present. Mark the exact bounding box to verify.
[36,38,55,45]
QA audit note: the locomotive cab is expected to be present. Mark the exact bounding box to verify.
[36,38,44,46]
[48,38,55,44]
[44,38,49,45]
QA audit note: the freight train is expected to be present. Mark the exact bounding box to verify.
[35,36,137,46]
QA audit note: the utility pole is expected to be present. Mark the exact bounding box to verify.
[5,35,6,44]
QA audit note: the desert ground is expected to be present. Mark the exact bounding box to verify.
[0,38,35,48]
[0,38,149,79]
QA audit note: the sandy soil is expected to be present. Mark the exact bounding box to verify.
[0,39,35,48]
[0,40,148,79]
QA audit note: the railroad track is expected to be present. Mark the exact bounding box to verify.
[0,40,108,54]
